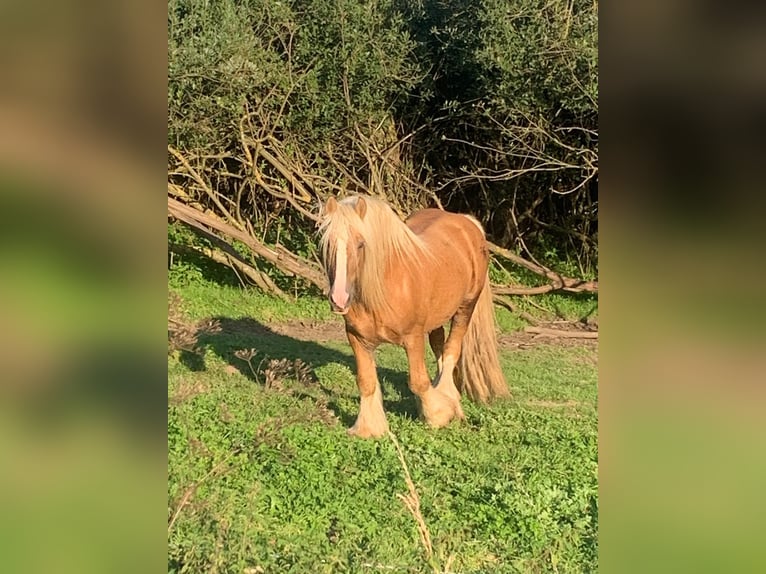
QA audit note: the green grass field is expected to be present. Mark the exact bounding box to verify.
[168,281,598,573]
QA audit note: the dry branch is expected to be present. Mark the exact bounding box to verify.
[388,432,433,562]
[255,139,313,202]
[524,326,598,339]
[492,281,597,296]
[492,294,540,326]
[168,197,327,291]
[168,449,240,533]
[168,145,242,229]
[489,242,598,295]
[170,243,287,299]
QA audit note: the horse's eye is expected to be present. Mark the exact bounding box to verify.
[357,240,365,250]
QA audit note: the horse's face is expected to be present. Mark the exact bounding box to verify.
[322,197,368,315]
[327,227,366,314]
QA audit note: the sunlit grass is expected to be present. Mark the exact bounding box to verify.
[168,280,598,573]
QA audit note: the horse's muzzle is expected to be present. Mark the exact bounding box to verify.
[329,287,350,314]
[329,299,350,315]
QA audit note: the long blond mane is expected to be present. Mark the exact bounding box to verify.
[318,196,432,312]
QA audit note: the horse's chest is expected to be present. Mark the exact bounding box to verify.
[345,313,405,346]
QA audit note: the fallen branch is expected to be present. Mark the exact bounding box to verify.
[492,281,597,296]
[492,294,540,326]
[168,145,242,229]
[255,138,314,203]
[489,242,598,294]
[169,243,288,299]
[168,197,327,291]
[168,186,595,302]
[524,326,598,339]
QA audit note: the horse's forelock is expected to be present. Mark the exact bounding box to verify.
[319,201,358,271]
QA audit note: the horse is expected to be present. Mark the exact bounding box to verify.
[318,195,509,438]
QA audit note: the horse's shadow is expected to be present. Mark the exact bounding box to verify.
[180,316,418,427]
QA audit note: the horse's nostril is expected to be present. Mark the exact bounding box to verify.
[329,300,349,315]
[331,289,349,310]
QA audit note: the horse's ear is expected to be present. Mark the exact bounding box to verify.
[355,197,367,220]
[324,197,338,216]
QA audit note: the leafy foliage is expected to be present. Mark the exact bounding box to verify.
[168,0,418,156]
[167,0,598,285]
[479,0,598,118]
[396,0,598,265]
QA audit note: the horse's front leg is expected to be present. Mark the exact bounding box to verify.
[428,326,445,379]
[404,333,464,429]
[347,331,388,438]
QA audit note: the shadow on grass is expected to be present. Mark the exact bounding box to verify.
[180,316,418,427]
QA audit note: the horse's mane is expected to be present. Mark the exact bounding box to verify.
[319,195,432,312]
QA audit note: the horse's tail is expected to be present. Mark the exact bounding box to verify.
[456,273,510,403]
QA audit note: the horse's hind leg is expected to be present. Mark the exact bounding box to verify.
[404,333,462,428]
[433,304,475,413]
[428,326,445,377]
[347,331,388,438]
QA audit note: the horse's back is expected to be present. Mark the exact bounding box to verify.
[406,208,486,259]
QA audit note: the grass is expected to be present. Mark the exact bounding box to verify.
[168,277,598,573]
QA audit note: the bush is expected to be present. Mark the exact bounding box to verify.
[168,0,598,277]
[396,0,598,267]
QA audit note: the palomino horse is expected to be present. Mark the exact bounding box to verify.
[318,195,509,438]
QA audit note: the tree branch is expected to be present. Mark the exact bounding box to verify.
[169,242,288,299]
[489,242,598,293]
[492,294,540,325]
[168,145,242,229]
[524,326,598,339]
[168,197,327,291]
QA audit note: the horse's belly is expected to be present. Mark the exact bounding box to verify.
[421,279,474,326]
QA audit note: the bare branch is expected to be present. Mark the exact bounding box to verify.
[489,242,597,293]
[168,145,242,229]
[168,197,327,291]
[169,242,288,299]
[492,294,540,325]
[524,326,598,339]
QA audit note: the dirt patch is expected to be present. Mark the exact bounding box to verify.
[264,318,597,354]
[266,318,347,342]
[497,329,598,352]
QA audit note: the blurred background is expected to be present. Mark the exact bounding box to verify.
[601,1,766,572]
[0,0,164,572]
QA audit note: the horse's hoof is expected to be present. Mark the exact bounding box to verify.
[423,393,462,429]
[425,414,453,429]
[347,422,387,439]
[428,409,458,428]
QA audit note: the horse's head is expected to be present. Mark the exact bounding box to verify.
[319,196,368,315]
